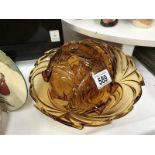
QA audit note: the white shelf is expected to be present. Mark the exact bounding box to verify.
[2,59,155,135]
[63,19,155,47]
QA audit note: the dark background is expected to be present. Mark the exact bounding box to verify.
[0,19,64,61]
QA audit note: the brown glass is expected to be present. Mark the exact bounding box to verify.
[29,40,144,129]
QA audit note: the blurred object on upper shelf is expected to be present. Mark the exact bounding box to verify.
[132,19,153,28]
[100,19,118,27]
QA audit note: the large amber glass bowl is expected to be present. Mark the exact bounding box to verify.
[29,40,144,129]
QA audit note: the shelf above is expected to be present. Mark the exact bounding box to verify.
[62,19,155,47]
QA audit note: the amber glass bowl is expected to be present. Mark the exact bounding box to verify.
[29,43,144,129]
